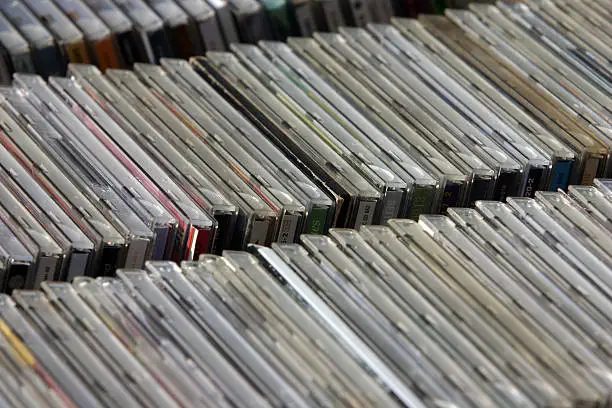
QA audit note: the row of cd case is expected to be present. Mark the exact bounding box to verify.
[2,183,612,407]
[0,0,405,81]
[0,55,389,293]
[0,1,611,291]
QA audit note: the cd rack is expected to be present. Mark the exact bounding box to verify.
[0,0,612,405]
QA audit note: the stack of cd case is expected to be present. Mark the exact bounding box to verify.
[2,176,612,406]
[407,8,611,186]
[3,0,610,103]
[0,0,408,80]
